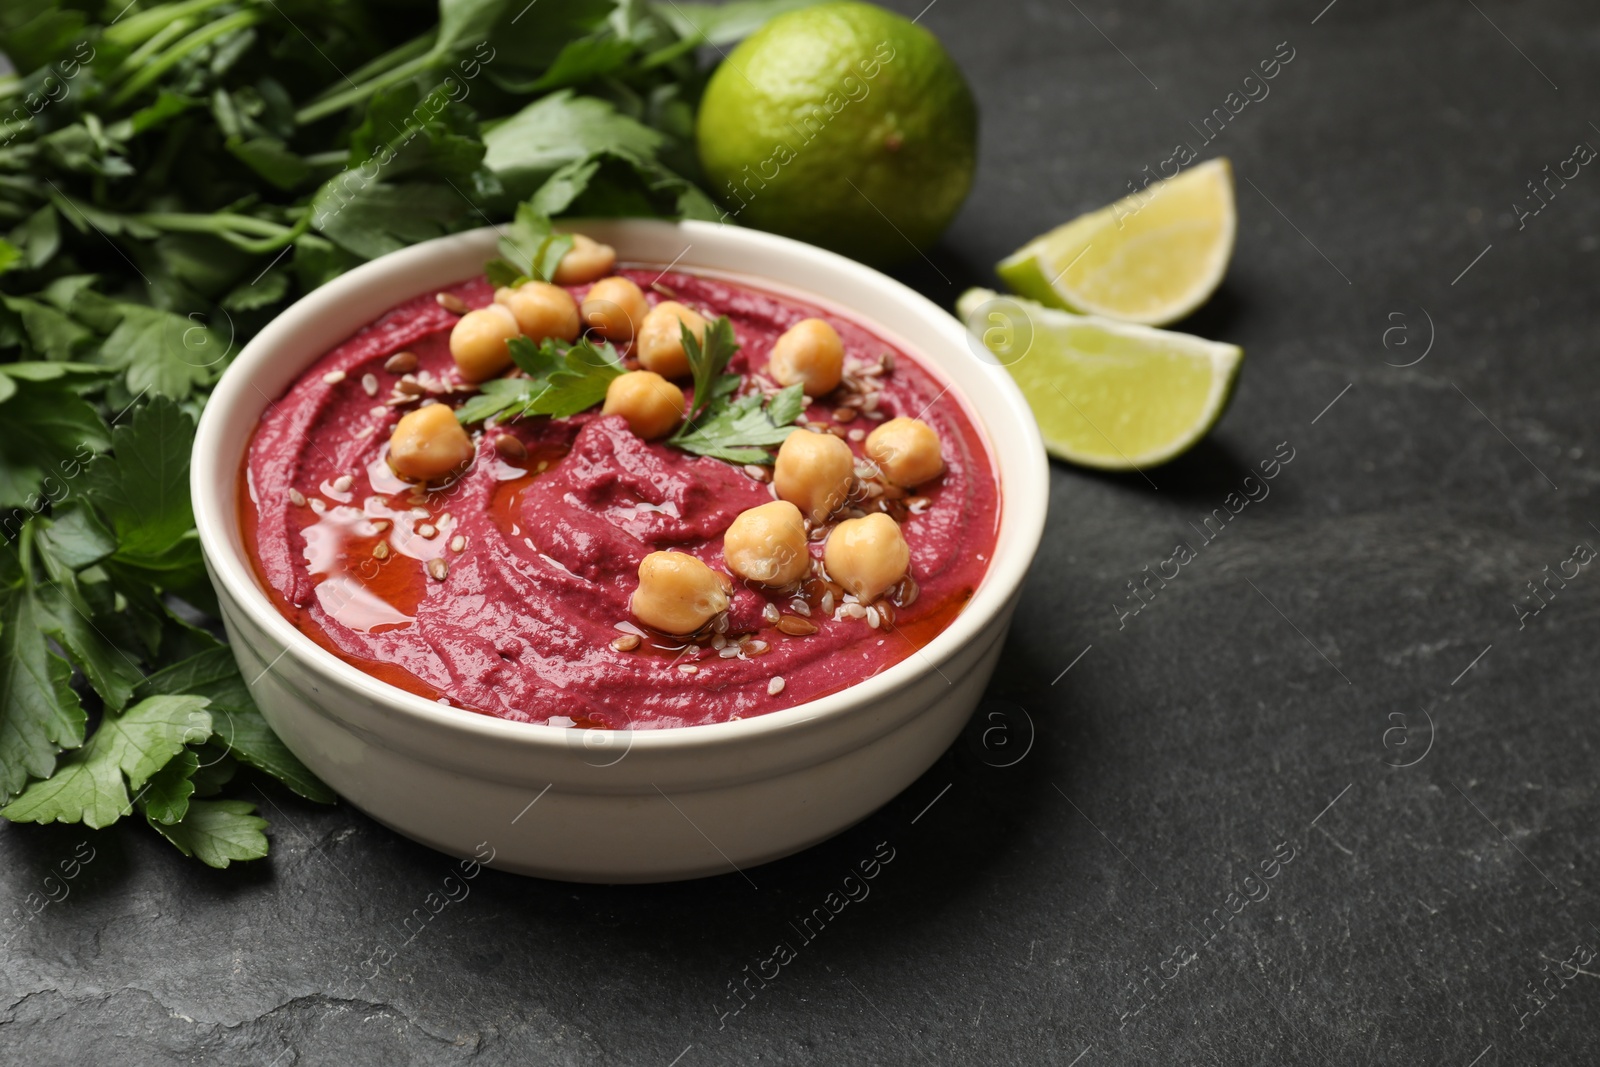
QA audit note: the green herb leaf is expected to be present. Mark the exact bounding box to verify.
[456,336,623,425]
[679,316,740,426]
[0,695,211,828]
[84,396,196,564]
[146,798,269,868]
[141,749,200,825]
[485,202,575,286]
[0,579,87,806]
[669,384,805,464]
[135,647,335,804]
[98,305,226,399]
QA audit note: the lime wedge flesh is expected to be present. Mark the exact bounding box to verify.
[997,157,1236,326]
[958,289,1243,470]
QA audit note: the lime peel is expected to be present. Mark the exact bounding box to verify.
[997,158,1237,327]
[957,289,1243,470]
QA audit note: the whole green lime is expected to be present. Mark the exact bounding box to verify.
[695,2,978,265]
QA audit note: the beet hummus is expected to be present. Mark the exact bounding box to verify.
[242,266,999,729]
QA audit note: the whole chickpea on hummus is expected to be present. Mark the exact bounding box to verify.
[242,234,999,729]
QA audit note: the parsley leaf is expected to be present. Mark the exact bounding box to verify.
[135,648,334,804]
[146,798,269,869]
[483,202,575,287]
[669,384,806,464]
[84,396,195,564]
[0,694,211,828]
[666,317,803,463]
[0,573,86,805]
[679,316,741,426]
[455,335,623,425]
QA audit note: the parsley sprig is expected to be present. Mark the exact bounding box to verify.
[668,318,805,464]
[483,204,576,289]
[455,335,625,425]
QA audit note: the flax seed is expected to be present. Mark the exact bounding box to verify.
[385,351,418,374]
[493,434,527,460]
[745,640,770,656]
[776,615,817,636]
[833,407,857,423]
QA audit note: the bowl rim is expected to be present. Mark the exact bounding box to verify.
[192,218,1048,754]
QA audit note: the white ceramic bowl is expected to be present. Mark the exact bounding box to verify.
[192,219,1048,882]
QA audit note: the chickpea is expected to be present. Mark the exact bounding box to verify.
[494,280,580,343]
[767,318,844,397]
[635,301,708,379]
[387,402,475,483]
[723,501,810,586]
[449,303,520,382]
[602,371,686,440]
[552,233,617,286]
[632,551,730,635]
[581,276,648,342]
[774,429,854,524]
[824,513,910,603]
[865,417,944,487]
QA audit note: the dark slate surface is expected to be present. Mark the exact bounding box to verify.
[5,1,1598,1063]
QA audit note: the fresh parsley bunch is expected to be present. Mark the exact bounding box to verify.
[0,0,814,866]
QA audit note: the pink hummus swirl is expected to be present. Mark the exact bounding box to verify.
[243,270,999,729]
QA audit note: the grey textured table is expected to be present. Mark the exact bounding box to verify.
[5,1,1598,1063]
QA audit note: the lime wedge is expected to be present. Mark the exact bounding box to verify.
[957,289,1242,470]
[997,157,1236,326]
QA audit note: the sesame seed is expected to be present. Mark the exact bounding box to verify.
[719,645,742,659]
[449,535,466,552]
[436,292,469,314]
[745,640,770,656]
[820,591,834,615]
[417,523,438,539]
[287,488,306,506]
[678,663,698,675]
[761,603,781,626]
[385,351,418,374]
[426,558,448,580]
[361,373,379,396]
[331,474,353,493]
[848,429,865,442]
[371,519,391,532]
[369,406,386,417]
[372,541,390,560]
[789,600,811,617]
[767,676,785,696]
[866,607,881,629]
[309,498,325,514]
[743,464,771,483]
[611,634,641,652]
[322,370,346,384]
[844,603,867,619]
